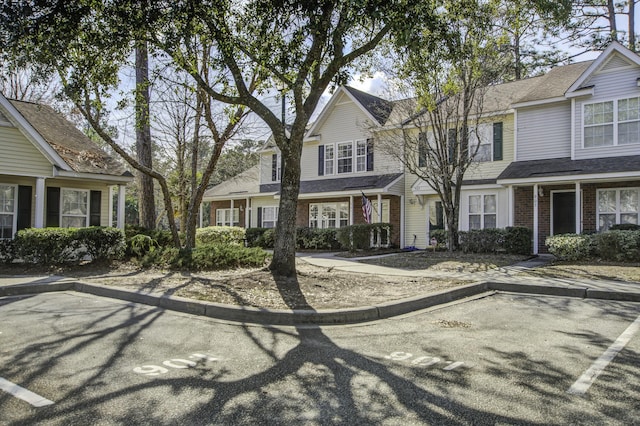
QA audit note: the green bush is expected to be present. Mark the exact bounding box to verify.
[0,239,16,264]
[296,227,340,250]
[595,230,640,262]
[75,227,125,262]
[336,223,392,252]
[128,234,160,257]
[195,226,245,246]
[610,223,640,231]
[146,243,269,270]
[459,228,506,253]
[15,228,80,264]
[504,226,533,255]
[245,228,275,249]
[545,234,594,261]
[125,225,174,255]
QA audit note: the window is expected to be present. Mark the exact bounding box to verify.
[320,140,373,175]
[324,144,334,176]
[356,140,367,172]
[261,206,278,228]
[309,202,349,228]
[216,208,239,226]
[61,188,88,228]
[271,153,281,182]
[0,185,16,239]
[597,188,639,231]
[337,142,353,174]
[469,124,492,162]
[468,194,496,230]
[584,97,640,147]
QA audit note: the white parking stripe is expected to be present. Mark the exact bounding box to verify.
[568,314,640,396]
[0,377,54,407]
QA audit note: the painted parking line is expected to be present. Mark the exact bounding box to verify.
[568,314,640,396]
[0,377,54,407]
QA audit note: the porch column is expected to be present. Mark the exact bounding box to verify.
[108,186,114,227]
[34,177,45,228]
[377,194,382,223]
[400,195,405,248]
[533,184,539,255]
[349,195,354,225]
[507,185,514,227]
[575,182,581,234]
[245,198,250,228]
[116,184,125,230]
[230,199,234,226]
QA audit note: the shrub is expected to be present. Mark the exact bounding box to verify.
[504,226,533,255]
[196,226,245,246]
[296,227,340,250]
[610,223,640,231]
[75,227,125,262]
[149,244,269,270]
[459,228,506,253]
[125,225,174,254]
[245,228,275,249]
[595,230,640,262]
[15,228,81,264]
[128,234,160,258]
[545,234,594,261]
[336,223,392,252]
[0,239,16,264]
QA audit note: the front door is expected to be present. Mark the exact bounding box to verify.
[553,192,575,235]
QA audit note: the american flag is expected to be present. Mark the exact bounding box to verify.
[361,193,373,224]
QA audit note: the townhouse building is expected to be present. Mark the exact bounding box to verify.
[205,42,640,254]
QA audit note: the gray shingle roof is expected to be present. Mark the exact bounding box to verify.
[260,173,403,194]
[204,164,261,198]
[344,86,393,125]
[498,156,640,180]
[9,100,128,176]
[513,61,594,104]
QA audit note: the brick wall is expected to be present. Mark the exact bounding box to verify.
[210,200,247,227]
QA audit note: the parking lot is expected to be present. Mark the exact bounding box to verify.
[1,291,638,425]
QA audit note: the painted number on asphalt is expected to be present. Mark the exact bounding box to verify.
[134,353,218,377]
[385,351,465,371]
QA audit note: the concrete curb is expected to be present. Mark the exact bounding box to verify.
[1,279,639,325]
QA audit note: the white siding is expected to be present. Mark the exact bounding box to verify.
[249,196,279,227]
[0,126,53,176]
[458,188,510,232]
[465,115,515,180]
[516,102,572,161]
[573,66,640,159]
[302,93,401,181]
[50,179,113,226]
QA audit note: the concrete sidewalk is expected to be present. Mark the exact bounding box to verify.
[1,253,639,325]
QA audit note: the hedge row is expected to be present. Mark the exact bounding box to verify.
[136,244,269,270]
[0,227,126,265]
[430,227,533,255]
[546,230,640,261]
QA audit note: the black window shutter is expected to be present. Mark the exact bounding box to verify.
[17,185,32,231]
[257,207,263,227]
[493,122,503,161]
[271,154,278,181]
[90,190,101,226]
[366,138,374,171]
[318,145,324,176]
[46,187,60,227]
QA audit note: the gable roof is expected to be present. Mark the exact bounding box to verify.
[566,41,640,95]
[306,86,392,137]
[8,100,128,177]
[513,61,594,105]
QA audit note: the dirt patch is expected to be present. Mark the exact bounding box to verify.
[0,257,472,310]
[520,260,640,283]
[357,251,529,272]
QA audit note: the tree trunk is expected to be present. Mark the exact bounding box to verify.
[607,0,618,42]
[269,134,302,277]
[135,40,156,229]
[630,0,636,51]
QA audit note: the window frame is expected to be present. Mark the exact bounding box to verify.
[468,123,493,162]
[215,208,240,227]
[583,96,640,148]
[596,187,640,231]
[261,206,279,228]
[0,184,17,239]
[60,188,89,228]
[468,193,497,230]
[309,202,350,229]
[321,140,373,176]
[337,141,353,174]
[324,144,335,176]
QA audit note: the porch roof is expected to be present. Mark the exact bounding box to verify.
[260,173,403,195]
[497,156,640,184]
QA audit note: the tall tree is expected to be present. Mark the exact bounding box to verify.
[144,0,434,280]
[135,41,156,229]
